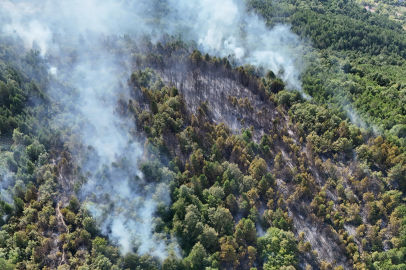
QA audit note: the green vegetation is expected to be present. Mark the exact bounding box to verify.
[1,0,406,269]
[249,0,406,137]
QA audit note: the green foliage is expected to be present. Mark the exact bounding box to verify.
[68,197,80,213]
[183,242,208,270]
[13,197,24,216]
[0,258,14,270]
[83,217,98,237]
[152,100,159,114]
[1,11,406,269]
[258,227,298,270]
[234,218,257,245]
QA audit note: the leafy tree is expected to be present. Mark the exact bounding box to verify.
[94,255,112,270]
[124,253,139,269]
[13,197,24,216]
[162,251,182,270]
[83,217,98,237]
[234,218,257,245]
[258,227,299,270]
[183,242,208,270]
[249,157,267,181]
[0,258,14,270]
[199,225,219,252]
[208,207,234,236]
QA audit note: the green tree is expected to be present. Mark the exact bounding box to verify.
[0,258,14,270]
[163,251,182,270]
[234,218,257,245]
[13,197,24,216]
[68,197,80,213]
[151,100,159,114]
[94,255,112,270]
[124,253,139,269]
[83,217,98,237]
[183,242,208,270]
[258,227,298,270]
[199,225,219,253]
[208,207,234,236]
[249,157,267,181]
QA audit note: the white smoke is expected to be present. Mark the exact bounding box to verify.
[168,0,307,90]
[49,66,57,76]
[1,1,51,54]
[0,0,173,259]
[1,0,307,89]
[0,168,15,205]
[70,55,172,257]
[0,0,308,259]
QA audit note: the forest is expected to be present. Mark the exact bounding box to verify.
[0,0,406,269]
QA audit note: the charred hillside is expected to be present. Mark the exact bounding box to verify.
[163,54,354,268]
[118,40,405,269]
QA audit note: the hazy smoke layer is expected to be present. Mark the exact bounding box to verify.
[0,0,306,258]
[169,0,306,90]
[63,49,174,257]
[1,0,306,89]
[0,0,175,258]
[0,168,16,205]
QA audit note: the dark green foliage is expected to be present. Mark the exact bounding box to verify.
[152,100,159,114]
[13,197,24,216]
[171,87,178,97]
[183,242,208,270]
[124,253,139,269]
[83,217,98,237]
[68,197,80,213]
[270,78,284,93]
[162,251,183,270]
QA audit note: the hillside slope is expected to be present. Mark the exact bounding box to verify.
[0,0,405,269]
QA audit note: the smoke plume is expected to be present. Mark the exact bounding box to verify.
[0,0,307,259]
[168,0,308,90]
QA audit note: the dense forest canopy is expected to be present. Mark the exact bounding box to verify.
[0,0,405,270]
[248,0,406,135]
